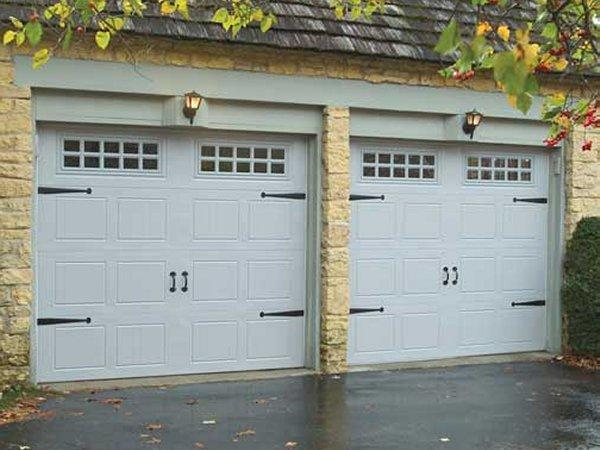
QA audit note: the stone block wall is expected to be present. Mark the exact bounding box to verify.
[565,128,600,237]
[320,106,350,374]
[0,49,33,391]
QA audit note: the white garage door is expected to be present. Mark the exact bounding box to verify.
[348,141,548,365]
[35,126,307,382]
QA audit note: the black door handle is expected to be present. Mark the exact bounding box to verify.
[442,266,449,286]
[169,271,177,293]
[452,266,459,285]
[181,271,189,293]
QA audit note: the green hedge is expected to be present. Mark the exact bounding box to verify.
[563,216,600,356]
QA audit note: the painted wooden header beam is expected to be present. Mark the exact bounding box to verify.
[16,56,545,121]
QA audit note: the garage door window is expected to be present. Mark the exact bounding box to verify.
[465,155,533,183]
[198,144,286,176]
[361,150,436,181]
[61,138,160,173]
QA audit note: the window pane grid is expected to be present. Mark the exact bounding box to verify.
[199,145,286,176]
[362,150,436,181]
[62,138,160,173]
[466,155,533,183]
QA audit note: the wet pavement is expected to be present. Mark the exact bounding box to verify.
[1,361,599,449]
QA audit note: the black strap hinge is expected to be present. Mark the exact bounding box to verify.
[38,187,92,195]
[349,194,385,201]
[350,307,384,315]
[511,300,546,307]
[261,192,306,200]
[259,310,304,318]
[37,317,91,326]
[513,197,547,204]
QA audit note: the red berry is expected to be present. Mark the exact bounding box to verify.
[560,110,572,118]
[582,140,593,151]
[536,63,551,73]
[584,115,598,128]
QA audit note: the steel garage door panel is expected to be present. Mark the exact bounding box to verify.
[348,143,548,365]
[35,128,307,382]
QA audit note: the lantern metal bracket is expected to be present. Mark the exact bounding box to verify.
[462,109,483,140]
[183,91,202,125]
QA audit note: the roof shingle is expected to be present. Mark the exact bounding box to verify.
[0,0,538,61]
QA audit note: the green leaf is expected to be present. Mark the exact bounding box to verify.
[524,73,539,96]
[456,42,476,72]
[541,105,561,121]
[516,93,532,114]
[251,9,263,21]
[3,30,15,45]
[15,31,25,46]
[106,16,125,31]
[95,30,110,49]
[211,7,228,24]
[32,48,50,69]
[434,19,460,55]
[493,52,528,96]
[24,21,43,46]
[222,15,232,31]
[61,26,73,51]
[95,0,106,12]
[260,15,273,32]
[9,16,23,29]
[470,36,488,57]
[175,0,189,19]
[438,67,454,78]
[480,53,494,69]
[541,22,557,40]
[534,10,550,27]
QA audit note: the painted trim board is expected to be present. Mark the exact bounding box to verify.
[16,56,545,120]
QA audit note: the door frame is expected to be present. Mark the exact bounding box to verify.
[30,123,321,382]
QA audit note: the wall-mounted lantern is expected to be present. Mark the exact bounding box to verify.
[462,109,483,139]
[183,91,202,125]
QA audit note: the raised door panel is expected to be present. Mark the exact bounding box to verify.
[36,251,182,382]
[349,247,449,364]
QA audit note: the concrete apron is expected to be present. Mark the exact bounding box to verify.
[41,351,554,393]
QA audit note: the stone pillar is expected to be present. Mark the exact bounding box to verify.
[564,127,600,237]
[320,106,351,374]
[0,52,34,390]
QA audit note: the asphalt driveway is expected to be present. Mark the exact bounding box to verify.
[1,361,599,449]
